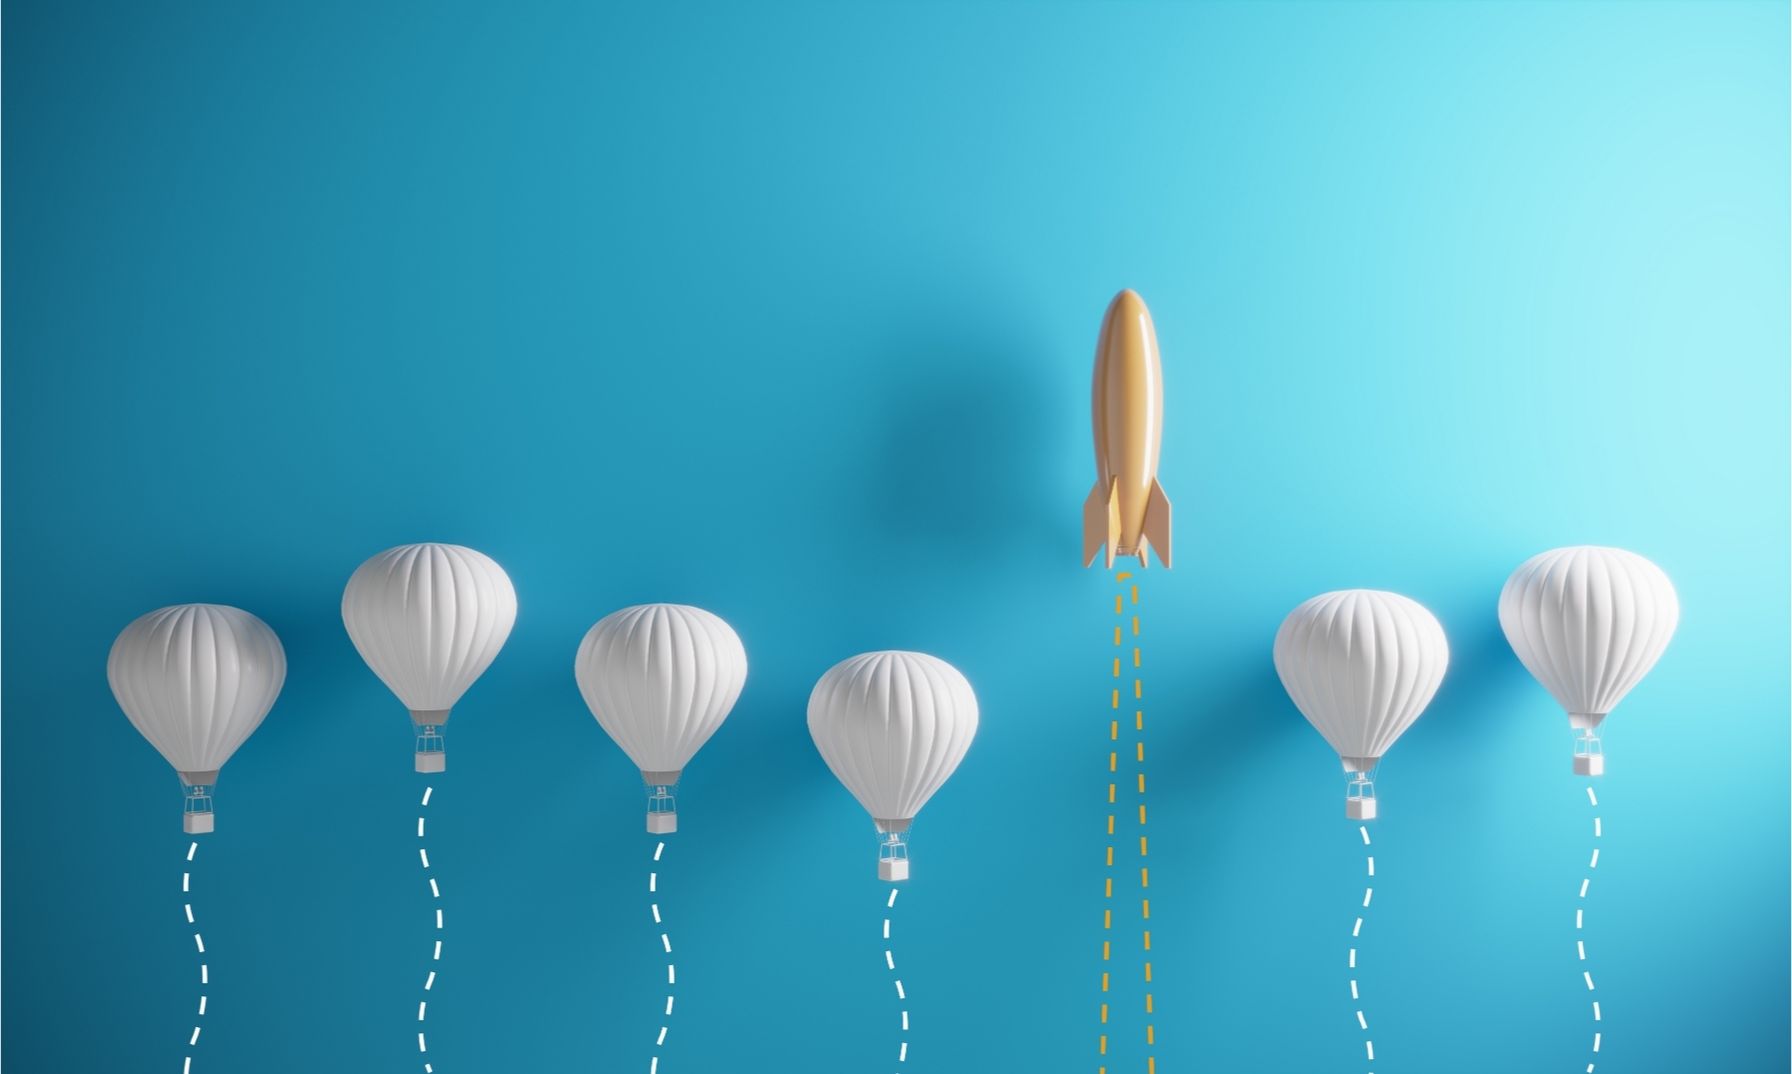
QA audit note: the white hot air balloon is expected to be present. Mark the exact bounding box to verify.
[342,543,517,772]
[108,604,287,832]
[1499,546,1678,776]
[1273,590,1450,819]
[575,604,748,833]
[807,651,979,881]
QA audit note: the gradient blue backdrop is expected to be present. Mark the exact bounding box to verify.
[4,2,1787,1071]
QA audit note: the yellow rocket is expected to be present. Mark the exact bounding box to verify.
[1083,289,1171,570]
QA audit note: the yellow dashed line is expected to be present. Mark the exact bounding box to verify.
[1133,648,1141,667]
[1100,1004,1108,1024]
[1102,941,1111,960]
[1109,752,1117,772]
[1110,721,1119,740]
[1133,579,1156,1067]
[1105,847,1114,866]
[1112,658,1122,678]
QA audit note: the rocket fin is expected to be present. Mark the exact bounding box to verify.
[1141,478,1172,569]
[1083,478,1120,569]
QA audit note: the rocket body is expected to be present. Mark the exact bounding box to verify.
[1084,289,1172,569]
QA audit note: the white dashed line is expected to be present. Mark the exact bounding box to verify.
[418,785,438,1073]
[886,889,909,1068]
[651,842,677,1069]
[1348,832,1376,1071]
[182,844,205,1074]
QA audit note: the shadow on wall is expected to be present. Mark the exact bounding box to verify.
[1147,606,1549,808]
[1152,654,1312,804]
[844,329,1068,583]
[1421,611,1542,752]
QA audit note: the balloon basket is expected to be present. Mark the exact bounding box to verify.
[181,782,215,834]
[646,784,678,834]
[1345,769,1377,820]
[876,829,910,882]
[415,725,446,773]
[1572,727,1604,777]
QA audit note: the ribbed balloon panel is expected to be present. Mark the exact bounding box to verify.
[1499,546,1679,774]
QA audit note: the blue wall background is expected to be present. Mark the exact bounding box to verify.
[4,2,1787,1071]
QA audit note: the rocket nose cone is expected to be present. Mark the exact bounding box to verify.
[1108,288,1148,312]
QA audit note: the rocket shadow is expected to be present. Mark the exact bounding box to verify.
[840,332,1068,583]
[1151,657,1312,805]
